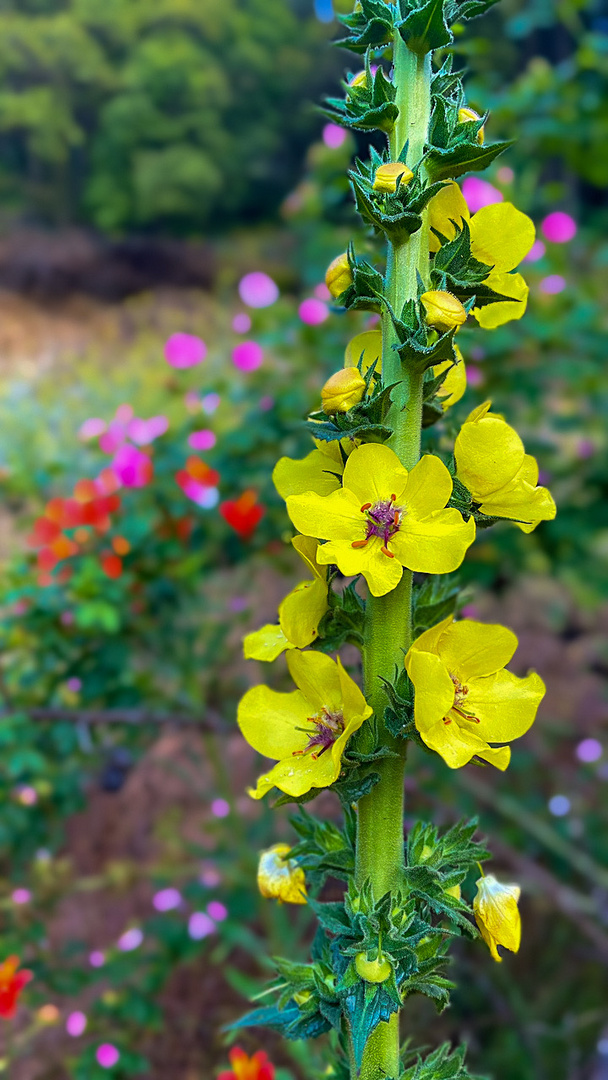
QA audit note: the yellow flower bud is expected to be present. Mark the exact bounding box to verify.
[355,951,392,983]
[420,290,467,333]
[473,874,521,963]
[445,883,461,900]
[458,106,485,144]
[420,844,433,861]
[257,843,307,905]
[372,162,414,194]
[349,70,367,89]
[293,989,312,1006]
[325,253,353,299]
[321,367,366,414]
[344,329,382,374]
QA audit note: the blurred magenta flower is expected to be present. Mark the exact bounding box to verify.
[66,677,82,693]
[207,900,228,922]
[239,272,279,308]
[465,365,484,387]
[314,282,332,301]
[117,927,143,952]
[188,912,215,940]
[112,444,152,488]
[462,176,503,213]
[233,312,252,333]
[89,951,105,968]
[200,866,221,888]
[542,211,576,243]
[188,429,216,451]
[181,479,219,508]
[165,332,207,369]
[201,392,221,414]
[97,1044,120,1069]
[229,597,248,613]
[211,798,230,818]
[66,1011,87,1037]
[99,421,127,455]
[539,274,566,295]
[114,404,133,424]
[496,165,514,184]
[460,604,479,619]
[323,123,347,149]
[299,297,329,325]
[12,889,31,904]
[576,738,602,763]
[128,415,169,445]
[79,418,107,440]
[15,786,37,806]
[153,888,182,912]
[232,341,263,372]
[524,239,546,263]
[577,438,595,460]
[259,396,274,412]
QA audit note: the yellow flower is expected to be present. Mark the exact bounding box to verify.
[372,162,414,193]
[404,615,545,770]
[420,290,467,332]
[455,401,556,532]
[257,843,307,904]
[273,439,346,499]
[473,874,521,962]
[244,536,329,661]
[325,253,353,299]
[433,345,466,410]
[321,368,366,414]
[238,650,372,799]
[286,443,475,598]
[428,181,535,329]
[349,70,368,89]
[344,330,465,411]
[458,106,484,144]
[344,329,382,373]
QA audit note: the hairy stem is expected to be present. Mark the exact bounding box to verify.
[355,34,431,1080]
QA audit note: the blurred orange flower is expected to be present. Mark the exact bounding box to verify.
[0,956,33,1019]
[218,1046,275,1080]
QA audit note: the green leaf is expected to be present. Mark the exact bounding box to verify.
[398,0,451,54]
[424,140,514,182]
[400,1040,490,1079]
[412,575,460,636]
[336,0,396,54]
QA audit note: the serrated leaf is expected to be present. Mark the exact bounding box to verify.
[334,769,381,805]
[425,140,514,182]
[344,981,400,1068]
[398,0,451,54]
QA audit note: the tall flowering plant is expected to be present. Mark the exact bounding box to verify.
[235,2,555,1077]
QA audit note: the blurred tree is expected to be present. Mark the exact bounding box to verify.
[0,0,336,232]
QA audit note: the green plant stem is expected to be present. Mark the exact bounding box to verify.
[355,34,431,1080]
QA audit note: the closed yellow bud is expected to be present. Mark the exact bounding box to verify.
[344,329,382,374]
[458,106,485,144]
[372,162,414,193]
[257,843,307,905]
[473,874,521,962]
[420,290,467,333]
[321,367,366,414]
[355,952,392,983]
[349,70,367,89]
[325,253,353,299]
[445,883,461,900]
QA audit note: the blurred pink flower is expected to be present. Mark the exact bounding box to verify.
[576,738,602,763]
[97,1044,120,1069]
[323,123,347,149]
[201,393,221,414]
[89,951,105,968]
[99,421,127,455]
[232,341,264,372]
[232,312,252,333]
[184,391,201,413]
[188,430,216,451]
[181,480,219,509]
[238,272,279,309]
[524,239,546,263]
[229,597,248,613]
[211,798,230,818]
[79,418,107,440]
[207,900,228,922]
[465,365,484,387]
[200,866,221,888]
[496,165,514,184]
[314,282,331,301]
[259,396,274,412]
[542,211,576,243]
[15,786,37,806]
[66,1011,87,1037]
[299,297,329,325]
[539,275,566,295]
[117,928,143,952]
[461,604,479,619]
[12,888,31,904]
[165,333,207,369]
[60,611,74,626]
[115,404,134,424]
[188,912,215,940]
[112,444,152,488]
[462,177,503,213]
[153,888,182,912]
[128,416,169,446]
[577,438,595,460]
[66,678,82,693]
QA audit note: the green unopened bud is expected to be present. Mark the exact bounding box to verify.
[458,106,485,144]
[321,367,366,414]
[372,162,414,194]
[325,253,353,299]
[420,290,467,333]
[355,952,392,983]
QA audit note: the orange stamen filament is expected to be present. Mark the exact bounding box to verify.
[351,539,369,549]
[381,545,394,558]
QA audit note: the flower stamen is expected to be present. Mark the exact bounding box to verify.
[293,707,345,760]
[351,538,369,549]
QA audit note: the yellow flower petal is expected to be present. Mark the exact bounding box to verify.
[238,685,312,760]
[273,444,344,499]
[428,181,470,253]
[287,488,364,543]
[433,345,466,410]
[437,620,518,679]
[251,749,338,799]
[407,614,454,658]
[279,579,328,649]
[469,203,535,272]
[316,535,404,598]
[244,624,294,662]
[286,649,342,713]
[474,875,521,961]
[405,650,455,731]
[473,271,529,329]
[344,330,383,374]
[403,454,453,516]
[391,508,476,574]
[342,442,409,506]
[466,669,545,741]
[337,656,370,721]
[455,411,525,496]
[291,534,326,579]
[475,479,556,532]
[421,718,511,770]
[258,844,307,904]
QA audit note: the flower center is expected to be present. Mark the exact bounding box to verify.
[443,673,480,725]
[351,494,404,559]
[293,707,345,760]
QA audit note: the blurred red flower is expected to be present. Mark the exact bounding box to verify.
[0,956,33,1019]
[218,1046,275,1080]
[220,491,264,540]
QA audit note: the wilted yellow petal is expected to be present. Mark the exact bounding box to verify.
[474,874,521,962]
[257,844,307,904]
